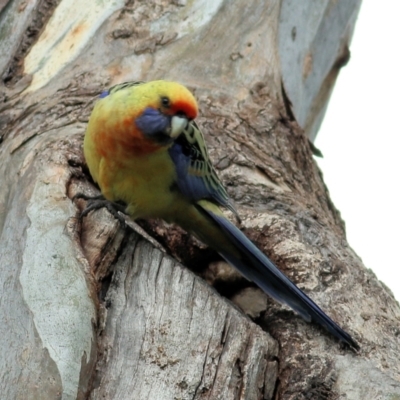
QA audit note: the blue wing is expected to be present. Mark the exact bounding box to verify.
[168,121,239,219]
[168,111,359,349]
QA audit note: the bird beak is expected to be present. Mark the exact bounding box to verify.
[170,115,188,139]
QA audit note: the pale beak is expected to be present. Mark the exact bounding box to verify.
[170,115,188,138]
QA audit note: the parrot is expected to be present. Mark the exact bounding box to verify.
[82,80,359,350]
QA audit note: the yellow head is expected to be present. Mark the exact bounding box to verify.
[130,80,198,121]
[87,80,199,157]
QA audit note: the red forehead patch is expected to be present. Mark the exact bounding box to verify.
[170,98,198,120]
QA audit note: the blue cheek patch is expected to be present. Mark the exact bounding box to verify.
[135,108,171,140]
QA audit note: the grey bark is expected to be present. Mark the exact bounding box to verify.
[1,1,399,399]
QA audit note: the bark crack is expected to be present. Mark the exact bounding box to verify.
[3,0,62,86]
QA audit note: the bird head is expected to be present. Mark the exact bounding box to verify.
[134,80,198,145]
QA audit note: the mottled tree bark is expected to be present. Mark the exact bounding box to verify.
[1,1,399,399]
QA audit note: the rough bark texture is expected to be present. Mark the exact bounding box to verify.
[1,1,400,399]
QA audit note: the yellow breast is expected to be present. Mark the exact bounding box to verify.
[98,148,178,219]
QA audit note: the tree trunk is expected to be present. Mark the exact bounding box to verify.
[1,1,399,399]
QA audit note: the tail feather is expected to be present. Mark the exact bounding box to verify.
[202,207,359,350]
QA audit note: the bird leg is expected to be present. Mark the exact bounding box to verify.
[73,193,128,226]
[73,192,166,252]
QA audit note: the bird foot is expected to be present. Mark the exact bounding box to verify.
[73,192,166,252]
[73,193,128,226]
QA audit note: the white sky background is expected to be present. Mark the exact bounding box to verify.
[316,2,400,301]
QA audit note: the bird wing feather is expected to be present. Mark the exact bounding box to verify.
[168,121,239,219]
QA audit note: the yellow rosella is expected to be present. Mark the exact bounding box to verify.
[83,80,358,349]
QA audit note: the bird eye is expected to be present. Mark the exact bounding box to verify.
[161,96,170,107]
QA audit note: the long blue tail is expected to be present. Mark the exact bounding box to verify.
[201,207,359,350]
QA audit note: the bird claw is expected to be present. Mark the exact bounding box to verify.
[73,192,166,252]
[72,193,104,202]
[74,193,128,227]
